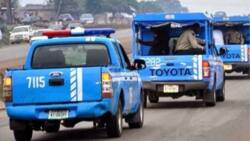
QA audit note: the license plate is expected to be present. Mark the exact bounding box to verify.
[163,85,179,93]
[224,64,232,71]
[48,110,69,120]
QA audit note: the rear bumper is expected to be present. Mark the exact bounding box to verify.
[6,100,112,120]
[224,62,250,73]
[143,81,209,93]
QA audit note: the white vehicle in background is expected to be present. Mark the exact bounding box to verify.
[30,29,51,43]
[80,13,94,24]
[9,25,33,44]
[58,13,74,21]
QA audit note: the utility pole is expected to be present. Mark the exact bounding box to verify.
[56,0,62,19]
[6,0,13,24]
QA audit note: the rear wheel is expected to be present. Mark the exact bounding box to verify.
[14,129,32,141]
[128,91,144,128]
[148,94,159,103]
[248,69,250,79]
[45,121,60,133]
[216,79,225,102]
[106,101,123,138]
[143,90,148,108]
[204,79,216,107]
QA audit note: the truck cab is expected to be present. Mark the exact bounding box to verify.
[3,28,145,141]
[131,13,226,107]
[213,16,250,77]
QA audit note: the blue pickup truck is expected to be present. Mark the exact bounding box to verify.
[213,16,250,77]
[3,28,146,141]
[131,13,226,107]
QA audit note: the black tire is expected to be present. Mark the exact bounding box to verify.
[14,129,32,141]
[248,69,250,79]
[45,122,60,133]
[204,79,216,107]
[106,101,123,138]
[216,79,225,102]
[143,90,147,108]
[148,94,159,103]
[128,91,144,128]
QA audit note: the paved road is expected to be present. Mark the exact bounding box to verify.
[0,74,249,141]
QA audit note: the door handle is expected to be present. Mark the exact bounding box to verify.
[49,79,64,86]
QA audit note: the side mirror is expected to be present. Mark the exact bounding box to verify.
[219,47,227,56]
[133,59,146,70]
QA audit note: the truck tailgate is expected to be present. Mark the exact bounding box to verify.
[138,55,203,81]
[219,45,248,63]
[11,67,102,105]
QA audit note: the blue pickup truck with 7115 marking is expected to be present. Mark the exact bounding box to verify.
[131,13,227,107]
[3,28,146,141]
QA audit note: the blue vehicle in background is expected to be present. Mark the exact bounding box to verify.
[131,13,226,107]
[3,28,146,141]
[213,16,250,77]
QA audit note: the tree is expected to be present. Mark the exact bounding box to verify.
[156,0,188,13]
[137,1,163,12]
[136,0,188,13]
[85,0,138,14]
[48,0,85,18]
[46,0,188,18]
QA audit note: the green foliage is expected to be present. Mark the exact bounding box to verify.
[137,1,163,12]
[47,0,187,15]
[85,0,137,14]
[49,0,138,15]
[157,0,188,13]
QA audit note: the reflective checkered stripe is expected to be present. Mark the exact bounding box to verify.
[241,45,248,62]
[192,55,203,80]
[70,68,83,102]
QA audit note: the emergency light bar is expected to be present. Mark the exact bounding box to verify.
[42,28,115,37]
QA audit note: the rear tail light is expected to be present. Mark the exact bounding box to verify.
[248,48,250,61]
[202,61,210,78]
[101,73,113,98]
[3,77,12,102]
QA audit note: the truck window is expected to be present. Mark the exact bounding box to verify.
[214,23,250,45]
[32,44,110,68]
[213,30,225,45]
[136,22,206,56]
[112,42,122,67]
[118,44,132,69]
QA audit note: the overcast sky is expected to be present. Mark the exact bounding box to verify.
[19,0,250,16]
[180,0,250,16]
[19,0,46,6]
